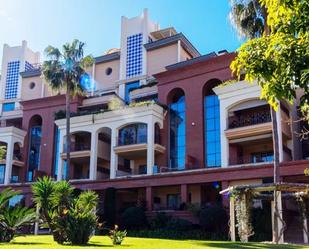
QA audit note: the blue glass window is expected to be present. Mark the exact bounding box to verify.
[0,164,5,184]
[169,95,186,170]
[205,95,221,167]
[53,127,60,178]
[126,33,143,78]
[125,81,140,103]
[9,195,23,207]
[251,152,274,163]
[63,160,69,180]
[118,123,147,145]
[27,126,42,181]
[3,102,15,112]
[5,61,20,99]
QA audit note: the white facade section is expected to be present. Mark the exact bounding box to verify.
[0,126,26,184]
[0,41,40,116]
[118,9,159,99]
[55,103,164,181]
[213,81,284,167]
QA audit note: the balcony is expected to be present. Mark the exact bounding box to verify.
[61,142,91,159]
[228,108,271,129]
[229,152,274,166]
[114,123,164,160]
[226,105,272,140]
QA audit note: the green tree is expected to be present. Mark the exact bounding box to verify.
[42,40,94,175]
[231,0,309,134]
[0,146,6,160]
[229,0,282,243]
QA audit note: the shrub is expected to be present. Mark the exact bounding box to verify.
[166,218,192,231]
[121,206,147,229]
[32,177,99,245]
[0,188,36,243]
[199,205,228,233]
[109,225,127,245]
[149,212,171,229]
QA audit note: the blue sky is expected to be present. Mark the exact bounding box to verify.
[0,0,242,64]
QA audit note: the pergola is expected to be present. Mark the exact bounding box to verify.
[220,182,309,244]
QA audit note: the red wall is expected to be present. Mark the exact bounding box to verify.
[21,95,81,181]
[155,53,236,169]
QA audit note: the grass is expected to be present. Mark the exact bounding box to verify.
[1,235,309,249]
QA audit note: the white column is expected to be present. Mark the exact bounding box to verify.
[147,120,155,175]
[230,197,236,242]
[56,132,64,181]
[89,131,98,180]
[110,128,118,179]
[34,205,39,235]
[276,104,284,162]
[220,104,229,167]
[277,191,284,243]
[4,138,14,185]
[303,218,309,244]
[271,191,284,243]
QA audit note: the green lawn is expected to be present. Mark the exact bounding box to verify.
[1,235,309,249]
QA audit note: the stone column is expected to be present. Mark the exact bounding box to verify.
[181,184,188,204]
[147,120,155,175]
[271,191,284,243]
[303,217,309,244]
[230,197,236,242]
[146,186,153,211]
[110,128,118,179]
[4,137,14,185]
[89,131,98,180]
[220,104,229,167]
[56,132,64,181]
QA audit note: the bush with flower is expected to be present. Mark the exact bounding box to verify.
[109,225,127,245]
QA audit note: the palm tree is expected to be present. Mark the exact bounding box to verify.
[229,0,281,243]
[42,40,94,177]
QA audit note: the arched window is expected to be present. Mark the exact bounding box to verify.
[168,89,186,170]
[118,123,147,146]
[204,79,221,167]
[27,115,42,181]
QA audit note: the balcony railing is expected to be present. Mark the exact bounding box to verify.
[63,142,91,152]
[118,134,147,146]
[228,110,271,129]
[25,63,42,72]
[229,153,274,166]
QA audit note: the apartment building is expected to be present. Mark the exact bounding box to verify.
[0,9,308,242]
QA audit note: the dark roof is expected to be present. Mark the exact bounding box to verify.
[20,69,41,78]
[165,52,217,71]
[95,51,120,64]
[144,33,201,57]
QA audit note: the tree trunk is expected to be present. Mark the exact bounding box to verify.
[65,84,71,180]
[271,106,280,244]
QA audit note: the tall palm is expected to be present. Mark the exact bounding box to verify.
[42,40,94,177]
[229,0,281,243]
